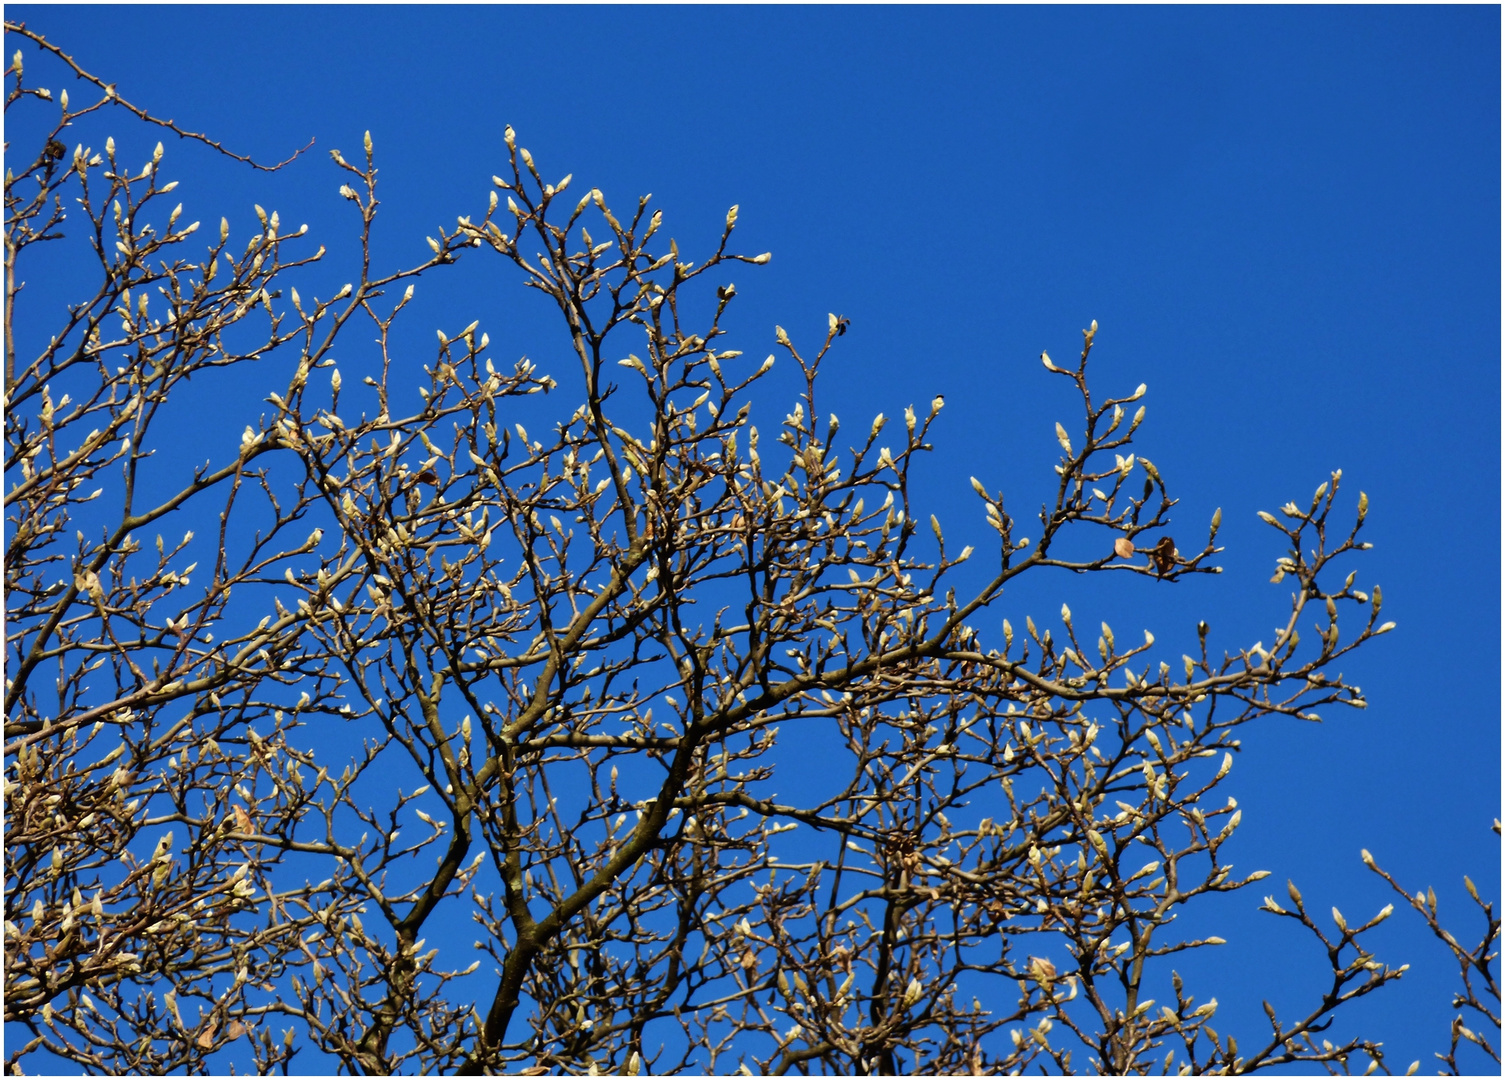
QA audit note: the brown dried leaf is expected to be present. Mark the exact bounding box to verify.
[1113,537,1135,559]
[1151,536,1177,575]
[197,1020,217,1048]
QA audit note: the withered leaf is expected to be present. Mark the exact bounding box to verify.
[1151,536,1177,575]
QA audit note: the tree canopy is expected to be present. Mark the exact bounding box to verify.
[4,23,1497,1077]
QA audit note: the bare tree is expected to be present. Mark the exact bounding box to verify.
[5,26,1496,1076]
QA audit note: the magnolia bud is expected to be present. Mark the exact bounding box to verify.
[904,978,923,1007]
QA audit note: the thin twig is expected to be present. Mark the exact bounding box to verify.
[4,21,312,171]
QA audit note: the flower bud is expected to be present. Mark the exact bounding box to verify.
[903,978,923,1006]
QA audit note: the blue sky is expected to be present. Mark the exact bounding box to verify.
[8,5,1499,1072]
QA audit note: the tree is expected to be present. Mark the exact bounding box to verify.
[5,25,1497,1076]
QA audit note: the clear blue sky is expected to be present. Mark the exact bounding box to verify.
[9,5,1499,1071]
